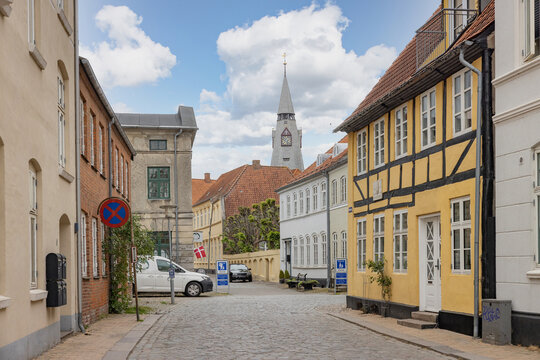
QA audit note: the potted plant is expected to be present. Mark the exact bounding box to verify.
[298,279,319,291]
[366,258,392,317]
[284,269,290,280]
[279,270,285,284]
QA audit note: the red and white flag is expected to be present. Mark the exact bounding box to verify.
[194,245,206,259]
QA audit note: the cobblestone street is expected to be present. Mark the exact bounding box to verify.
[129,282,453,360]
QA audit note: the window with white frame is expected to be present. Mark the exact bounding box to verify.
[341,231,347,258]
[421,88,437,148]
[451,197,471,272]
[321,181,327,209]
[357,219,366,271]
[115,148,119,188]
[300,237,304,266]
[101,222,106,275]
[120,155,124,194]
[286,195,291,218]
[321,233,327,265]
[340,176,346,203]
[374,118,385,167]
[332,232,338,265]
[374,215,385,262]
[357,129,367,174]
[81,213,87,277]
[29,166,38,288]
[313,185,318,210]
[125,161,129,198]
[299,191,304,214]
[305,189,310,213]
[293,192,297,216]
[58,75,66,167]
[393,211,408,273]
[522,0,539,60]
[92,218,98,277]
[453,69,472,135]
[293,238,298,266]
[449,0,473,43]
[313,234,319,266]
[395,105,408,158]
[331,179,338,206]
[80,99,85,155]
[90,114,95,166]
[306,235,311,266]
[98,126,104,174]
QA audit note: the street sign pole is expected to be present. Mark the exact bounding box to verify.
[216,260,229,294]
[131,216,140,321]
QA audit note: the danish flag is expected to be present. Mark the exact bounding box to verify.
[194,245,206,259]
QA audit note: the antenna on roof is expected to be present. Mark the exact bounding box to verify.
[282,52,287,77]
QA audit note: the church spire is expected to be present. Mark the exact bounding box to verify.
[277,52,295,115]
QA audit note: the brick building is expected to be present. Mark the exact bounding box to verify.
[79,58,135,325]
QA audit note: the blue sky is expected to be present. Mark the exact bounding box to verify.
[79,1,440,178]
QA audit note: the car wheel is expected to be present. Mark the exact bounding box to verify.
[185,282,202,297]
[248,276,253,282]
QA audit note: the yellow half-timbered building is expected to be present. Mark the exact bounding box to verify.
[335,1,495,336]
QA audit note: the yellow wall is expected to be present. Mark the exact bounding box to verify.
[347,58,483,315]
[224,250,281,282]
[193,199,223,269]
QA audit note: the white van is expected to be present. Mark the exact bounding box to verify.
[137,256,213,297]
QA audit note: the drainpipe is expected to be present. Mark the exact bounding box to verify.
[459,41,482,339]
[174,129,183,263]
[107,119,114,303]
[73,0,84,334]
[324,172,331,288]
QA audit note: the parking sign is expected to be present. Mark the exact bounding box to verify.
[335,258,347,288]
[216,260,229,293]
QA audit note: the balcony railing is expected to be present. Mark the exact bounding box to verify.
[416,8,478,70]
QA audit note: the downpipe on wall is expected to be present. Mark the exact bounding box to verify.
[459,41,482,339]
[174,129,183,263]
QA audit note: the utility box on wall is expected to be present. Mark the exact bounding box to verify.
[46,253,67,307]
[482,299,512,345]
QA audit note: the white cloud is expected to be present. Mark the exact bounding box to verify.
[192,3,396,178]
[112,102,134,113]
[80,5,176,88]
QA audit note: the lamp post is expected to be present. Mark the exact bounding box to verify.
[160,205,177,304]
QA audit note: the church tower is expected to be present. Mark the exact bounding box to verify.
[271,54,304,171]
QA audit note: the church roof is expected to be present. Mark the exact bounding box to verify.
[277,75,295,114]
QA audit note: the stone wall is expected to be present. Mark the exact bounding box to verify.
[224,250,280,282]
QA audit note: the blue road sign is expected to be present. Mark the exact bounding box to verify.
[168,268,175,279]
[336,278,347,285]
[217,280,228,286]
[217,261,227,272]
[217,274,228,280]
[337,259,346,270]
[336,272,347,279]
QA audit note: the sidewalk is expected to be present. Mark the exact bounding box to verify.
[327,308,540,360]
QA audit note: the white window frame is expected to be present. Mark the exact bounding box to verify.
[305,189,310,214]
[90,114,95,166]
[331,179,338,206]
[58,76,66,167]
[30,215,37,288]
[299,190,304,214]
[453,69,473,136]
[357,129,367,174]
[321,182,327,209]
[313,234,319,266]
[451,196,472,273]
[357,219,367,271]
[98,126,103,174]
[305,235,311,266]
[313,185,318,211]
[374,118,385,168]
[421,87,437,149]
[393,210,408,273]
[523,0,537,60]
[115,148,119,189]
[125,161,129,199]
[101,222,106,275]
[395,104,408,159]
[286,195,291,218]
[300,237,304,266]
[332,232,338,265]
[92,218,98,277]
[321,232,327,265]
[293,238,298,266]
[340,176,347,203]
[374,214,385,262]
[81,213,87,277]
[80,99,85,155]
[341,231,347,258]
[120,155,124,194]
[449,0,472,44]
[293,192,297,217]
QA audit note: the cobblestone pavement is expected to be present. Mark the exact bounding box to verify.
[129,282,453,360]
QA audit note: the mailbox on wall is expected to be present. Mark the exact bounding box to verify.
[46,253,67,307]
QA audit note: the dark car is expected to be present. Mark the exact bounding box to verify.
[229,264,252,282]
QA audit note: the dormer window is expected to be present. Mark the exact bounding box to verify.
[281,128,292,146]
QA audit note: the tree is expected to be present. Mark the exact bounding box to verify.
[106,215,154,313]
[222,198,281,254]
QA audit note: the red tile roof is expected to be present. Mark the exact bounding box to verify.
[192,178,216,205]
[193,164,295,217]
[279,136,348,190]
[338,1,494,132]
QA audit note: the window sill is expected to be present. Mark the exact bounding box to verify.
[526,268,540,279]
[59,167,74,183]
[57,8,73,36]
[0,0,13,17]
[82,276,90,280]
[29,289,48,302]
[29,43,47,70]
[451,270,471,275]
[0,295,12,309]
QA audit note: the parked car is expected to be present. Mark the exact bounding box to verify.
[229,264,253,282]
[137,256,213,297]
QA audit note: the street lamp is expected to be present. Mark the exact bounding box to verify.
[160,204,177,304]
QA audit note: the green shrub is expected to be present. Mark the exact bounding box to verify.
[366,258,392,301]
[279,270,285,279]
[284,269,290,279]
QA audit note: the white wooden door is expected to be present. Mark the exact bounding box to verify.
[419,215,441,312]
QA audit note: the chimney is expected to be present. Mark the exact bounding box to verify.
[252,160,261,169]
[204,173,211,183]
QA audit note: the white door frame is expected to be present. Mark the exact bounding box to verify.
[418,214,442,312]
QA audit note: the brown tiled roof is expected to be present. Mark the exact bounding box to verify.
[192,178,216,205]
[337,1,494,132]
[278,136,348,190]
[193,164,295,217]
